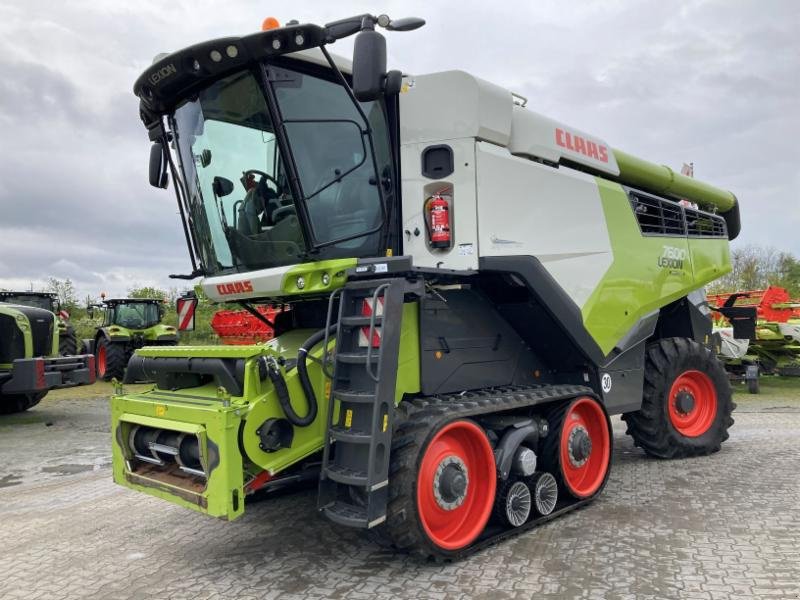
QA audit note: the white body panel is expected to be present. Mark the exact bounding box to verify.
[399,71,512,146]
[398,70,618,306]
[509,106,620,176]
[202,265,291,302]
[400,138,480,271]
[475,143,613,308]
[778,322,800,343]
[715,327,750,360]
[399,70,617,172]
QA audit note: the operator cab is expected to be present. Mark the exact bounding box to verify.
[171,62,390,273]
[137,15,421,281]
[0,292,59,313]
[101,299,164,330]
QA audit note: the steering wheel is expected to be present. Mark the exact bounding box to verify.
[243,169,283,197]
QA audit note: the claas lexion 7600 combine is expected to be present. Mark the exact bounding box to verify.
[115,14,740,558]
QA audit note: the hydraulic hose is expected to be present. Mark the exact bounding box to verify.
[271,325,336,427]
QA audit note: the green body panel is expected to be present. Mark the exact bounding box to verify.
[112,391,245,519]
[582,179,731,355]
[102,322,178,343]
[110,300,421,520]
[0,305,58,369]
[280,258,357,296]
[613,149,737,212]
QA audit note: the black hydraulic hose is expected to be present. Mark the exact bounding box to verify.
[285,325,337,427]
[268,325,336,427]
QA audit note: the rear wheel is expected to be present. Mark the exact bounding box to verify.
[0,391,47,414]
[59,328,78,356]
[96,338,127,381]
[383,418,496,559]
[622,337,734,458]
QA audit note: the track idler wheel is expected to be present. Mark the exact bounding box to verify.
[528,471,558,516]
[494,479,532,527]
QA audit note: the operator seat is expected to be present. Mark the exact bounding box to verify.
[237,188,262,236]
[325,175,379,242]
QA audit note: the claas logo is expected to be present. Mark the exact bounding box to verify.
[555,128,609,163]
[216,280,254,295]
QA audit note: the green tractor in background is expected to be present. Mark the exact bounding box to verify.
[0,291,79,356]
[0,302,94,413]
[86,297,178,381]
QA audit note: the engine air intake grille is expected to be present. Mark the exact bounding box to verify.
[684,207,727,238]
[629,192,727,238]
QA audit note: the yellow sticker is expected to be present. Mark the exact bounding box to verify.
[324,380,332,399]
[382,414,389,432]
[155,404,166,417]
[344,409,353,428]
[385,248,393,257]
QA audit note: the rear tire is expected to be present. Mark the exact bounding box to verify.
[59,328,78,356]
[96,337,127,381]
[0,391,47,414]
[622,337,734,459]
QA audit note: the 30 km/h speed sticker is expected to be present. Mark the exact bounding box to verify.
[601,373,612,393]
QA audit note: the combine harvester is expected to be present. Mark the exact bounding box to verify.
[113,14,740,558]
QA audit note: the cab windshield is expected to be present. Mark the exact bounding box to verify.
[172,61,391,276]
[0,294,56,311]
[109,303,160,329]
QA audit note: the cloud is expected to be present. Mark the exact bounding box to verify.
[0,0,798,300]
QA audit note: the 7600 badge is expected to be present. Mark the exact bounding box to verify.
[658,245,687,270]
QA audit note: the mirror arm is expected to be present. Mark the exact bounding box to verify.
[169,269,204,280]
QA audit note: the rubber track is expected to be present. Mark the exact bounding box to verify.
[381,384,608,561]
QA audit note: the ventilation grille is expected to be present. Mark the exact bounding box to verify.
[685,207,727,238]
[630,192,727,238]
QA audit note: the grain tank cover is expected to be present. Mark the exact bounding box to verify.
[400,71,513,146]
[508,107,620,176]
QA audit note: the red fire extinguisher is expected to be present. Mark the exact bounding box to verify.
[426,193,451,249]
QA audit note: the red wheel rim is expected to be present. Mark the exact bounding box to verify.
[559,397,610,498]
[668,370,717,437]
[97,345,106,378]
[416,420,496,551]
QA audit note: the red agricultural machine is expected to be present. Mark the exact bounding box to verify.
[708,286,799,324]
[709,286,800,379]
[210,306,283,345]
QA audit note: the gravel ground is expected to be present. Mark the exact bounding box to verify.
[0,379,798,599]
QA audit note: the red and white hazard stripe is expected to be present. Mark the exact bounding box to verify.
[177,298,197,331]
[358,297,383,348]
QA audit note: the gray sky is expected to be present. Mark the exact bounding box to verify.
[1,0,798,299]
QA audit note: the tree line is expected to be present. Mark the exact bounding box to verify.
[708,245,800,297]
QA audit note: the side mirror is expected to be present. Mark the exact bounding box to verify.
[149,142,169,189]
[212,176,234,198]
[352,26,387,102]
[176,294,198,332]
